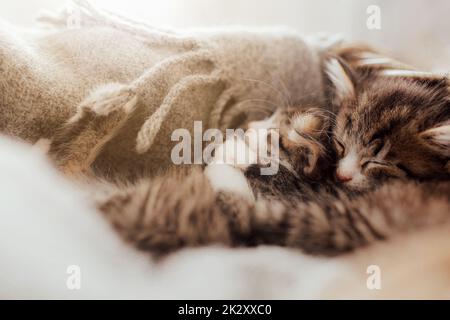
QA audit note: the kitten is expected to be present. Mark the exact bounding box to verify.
[243,47,450,193]
[327,47,450,191]
[44,46,450,256]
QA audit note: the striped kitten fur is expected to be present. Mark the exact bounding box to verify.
[46,46,450,256]
[328,46,450,191]
[97,169,450,256]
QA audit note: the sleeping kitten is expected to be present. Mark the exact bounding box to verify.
[327,47,450,191]
[44,46,450,256]
[242,47,450,193]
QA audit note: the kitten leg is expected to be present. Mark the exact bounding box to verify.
[96,171,450,256]
[95,167,298,255]
[96,168,252,255]
[95,167,376,256]
[48,84,139,176]
[285,181,450,255]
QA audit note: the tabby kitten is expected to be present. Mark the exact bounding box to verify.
[327,48,450,190]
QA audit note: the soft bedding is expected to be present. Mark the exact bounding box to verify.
[0,138,449,299]
[1,1,449,299]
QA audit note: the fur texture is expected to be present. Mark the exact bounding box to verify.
[96,167,450,256]
[328,47,450,190]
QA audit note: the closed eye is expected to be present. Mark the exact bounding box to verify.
[363,160,407,179]
[368,139,383,156]
[361,159,390,169]
[396,163,413,177]
[333,138,345,156]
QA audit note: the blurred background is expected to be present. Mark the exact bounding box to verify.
[0,0,449,71]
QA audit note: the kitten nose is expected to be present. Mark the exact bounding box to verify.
[336,170,353,183]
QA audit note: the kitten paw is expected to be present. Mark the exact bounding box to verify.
[209,132,258,168]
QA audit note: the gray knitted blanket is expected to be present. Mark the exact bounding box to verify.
[0,0,333,179]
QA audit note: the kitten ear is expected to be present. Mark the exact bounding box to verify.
[420,123,450,157]
[381,69,450,88]
[325,58,356,105]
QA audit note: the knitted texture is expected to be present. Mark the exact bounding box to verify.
[0,0,329,179]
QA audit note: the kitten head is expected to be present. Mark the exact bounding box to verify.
[327,49,450,191]
[247,106,334,180]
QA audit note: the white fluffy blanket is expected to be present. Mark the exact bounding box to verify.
[0,137,449,299]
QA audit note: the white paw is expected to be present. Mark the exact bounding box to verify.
[204,163,255,201]
[211,135,258,169]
